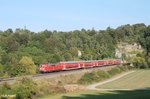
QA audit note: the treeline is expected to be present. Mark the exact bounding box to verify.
[0,23,150,76]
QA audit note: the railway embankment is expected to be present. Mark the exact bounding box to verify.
[0,65,133,99]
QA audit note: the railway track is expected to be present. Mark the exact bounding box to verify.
[0,65,117,84]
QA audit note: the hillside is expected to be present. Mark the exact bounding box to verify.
[97,70,150,89]
[38,70,150,99]
[0,23,150,77]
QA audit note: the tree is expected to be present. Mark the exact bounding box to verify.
[1,23,150,77]
[49,54,63,63]
[3,28,13,37]
[63,53,73,61]
[6,40,20,52]
[14,28,30,45]
[16,77,37,99]
[16,56,36,75]
[0,64,4,77]
[132,56,148,69]
[139,26,150,55]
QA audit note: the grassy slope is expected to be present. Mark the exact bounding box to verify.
[38,90,150,99]
[97,70,150,89]
[38,70,150,99]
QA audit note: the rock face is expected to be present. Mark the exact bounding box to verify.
[115,42,143,59]
[64,84,85,92]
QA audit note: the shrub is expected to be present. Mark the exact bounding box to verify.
[96,70,110,81]
[0,82,15,99]
[0,77,66,99]
[78,72,97,84]
[117,65,127,71]
[132,56,147,69]
[78,65,132,85]
[0,82,13,95]
[15,77,37,99]
[78,70,111,84]
[36,80,66,96]
[108,67,121,75]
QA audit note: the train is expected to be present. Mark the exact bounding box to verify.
[39,59,121,73]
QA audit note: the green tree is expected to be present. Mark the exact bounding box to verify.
[0,64,5,77]
[63,53,73,61]
[132,56,148,68]
[16,77,37,99]
[16,56,36,75]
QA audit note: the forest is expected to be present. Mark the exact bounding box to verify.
[0,23,150,77]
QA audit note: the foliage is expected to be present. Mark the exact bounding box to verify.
[132,56,148,69]
[108,67,122,75]
[12,56,37,76]
[15,77,37,99]
[78,66,130,85]
[0,64,5,77]
[0,77,66,99]
[0,82,14,95]
[0,23,150,77]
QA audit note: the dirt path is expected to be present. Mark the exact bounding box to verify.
[86,71,135,91]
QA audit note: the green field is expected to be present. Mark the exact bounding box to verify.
[38,70,150,99]
[97,70,150,89]
[38,90,150,99]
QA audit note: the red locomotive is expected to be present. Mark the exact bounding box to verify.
[39,59,121,73]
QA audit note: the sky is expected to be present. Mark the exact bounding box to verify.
[0,0,150,32]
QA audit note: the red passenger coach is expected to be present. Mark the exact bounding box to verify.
[83,61,94,67]
[114,59,121,65]
[59,61,80,70]
[98,60,105,66]
[39,59,121,73]
[108,60,115,65]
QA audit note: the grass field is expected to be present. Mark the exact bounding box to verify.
[38,70,150,99]
[38,90,150,99]
[97,70,150,89]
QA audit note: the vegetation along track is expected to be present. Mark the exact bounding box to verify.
[87,71,135,91]
[0,65,117,84]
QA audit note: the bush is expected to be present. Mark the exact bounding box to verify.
[132,56,148,69]
[0,64,5,77]
[117,65,127,71]
[36,80,66,96]
[78,65,131,85]
[0,82,15,99]
[108,67,121,75]
[78,72,97,84]
[78,70,111,84]
[0,82,13,95]
[15,77,37,99]
[0,65,134,98]
[0,77,66,99]
[96,70,110,81]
